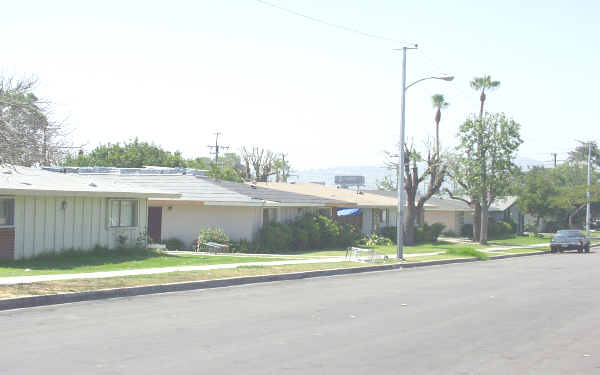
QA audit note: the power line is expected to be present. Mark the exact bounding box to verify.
[254,0,408,44]
[208,132,229,163]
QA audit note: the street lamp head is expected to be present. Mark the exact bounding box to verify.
[441,76,454,81]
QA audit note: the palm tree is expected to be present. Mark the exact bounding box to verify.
[470,75,500,245]
[431,94,448,157]
[470,75,500,118]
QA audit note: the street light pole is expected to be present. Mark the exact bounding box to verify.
[395,45,452,261]
[396,45,412,261]
[586,142,592,237]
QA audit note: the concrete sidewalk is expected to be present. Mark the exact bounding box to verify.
[0,244,551,286]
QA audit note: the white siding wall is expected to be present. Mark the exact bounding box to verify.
[159,205,262,248]
[13,195,148,259]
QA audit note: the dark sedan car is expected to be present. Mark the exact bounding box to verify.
[550,230,590,253]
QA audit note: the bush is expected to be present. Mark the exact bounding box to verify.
[164,237,185,250]
[339,223,363,247]
[293,215,321,250]
[356,233,393,247]
[442,230,459,237]
[416,223,445,243]
[316,215,340,248]
[230,239,259,253]
[259,222,293,252]
[379,226,397,244]
[488,220,515,237]
[197,227,230,244]
[461,224,473,237]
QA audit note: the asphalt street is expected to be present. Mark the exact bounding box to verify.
[1,252,599,374]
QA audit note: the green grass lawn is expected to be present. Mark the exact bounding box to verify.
[291,241,482,258]
[486,234,552,246]
[0,249,287,277]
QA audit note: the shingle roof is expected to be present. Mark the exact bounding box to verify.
[253,182,427,208]
[67,174,263,205]
[0,167,178,198]
[212,180,350,206]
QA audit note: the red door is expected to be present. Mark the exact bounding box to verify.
[148,207,162,243]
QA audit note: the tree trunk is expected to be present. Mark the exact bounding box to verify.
[435,121,440,157]
[405,205,417,245]
[480,201,489,245]
[473,202,481,242]
[479,90,486,118]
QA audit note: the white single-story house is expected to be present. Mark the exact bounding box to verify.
[254,182,438,236]
[364,191,525,235]
[44,167,350,248]
[0,167,178,260]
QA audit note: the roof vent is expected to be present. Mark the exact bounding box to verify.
[21,182,32,186]
[89,182,97,187]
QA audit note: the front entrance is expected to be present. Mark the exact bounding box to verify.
[148,207,162,243]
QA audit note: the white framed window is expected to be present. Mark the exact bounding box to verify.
[0,198,14,226]
[108,199,138,228]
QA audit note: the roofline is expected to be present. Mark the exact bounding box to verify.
[0,188,178,199]
[149,199,265,207]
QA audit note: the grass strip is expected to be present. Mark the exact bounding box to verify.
[0,262,362,299]
[445,248,489,260]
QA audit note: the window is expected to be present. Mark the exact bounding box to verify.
[109,199,137,228]
[0,198,14,226]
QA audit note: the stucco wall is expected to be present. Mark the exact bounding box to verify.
[157,205,262,247]
[12,195,148,259]
[424,211,461,233]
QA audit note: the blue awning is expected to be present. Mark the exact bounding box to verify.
[337,208,361,217]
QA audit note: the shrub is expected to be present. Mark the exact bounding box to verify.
[293,215,320,250]
[339,223,363,247]
[164,237,185,250]
[416,223,445,243]
[446,247,488,260]
[316,215,340,248]
[259,222,293,252]
[230,239,259,253]
[197,227,230,244]
[461,224,473,237]
[442,230,458,237]
[356,233,393,247]
[488,220,516,237]
[379,226,397,244]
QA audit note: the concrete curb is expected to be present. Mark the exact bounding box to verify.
[0,250,551,311]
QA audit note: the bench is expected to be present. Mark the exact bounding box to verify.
[196,241,230,254]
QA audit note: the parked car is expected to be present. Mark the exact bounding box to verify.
[590,218,600,230]
[550,230,590,253]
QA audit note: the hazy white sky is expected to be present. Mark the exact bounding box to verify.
[2,0,598,169]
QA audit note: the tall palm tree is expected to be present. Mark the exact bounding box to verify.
[470,75,500,118]
[431,94,448,157]
[470,75,500,245]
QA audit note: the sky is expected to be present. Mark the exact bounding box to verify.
[2,0,599,169]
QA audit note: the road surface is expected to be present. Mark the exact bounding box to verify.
[1,252,599,374]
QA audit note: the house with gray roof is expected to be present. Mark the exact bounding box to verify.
[44,167,352,248]
[0,167,178,259]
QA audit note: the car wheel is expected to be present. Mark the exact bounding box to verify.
[585,245,590,253]
[578,246,583,253]
[550,246,557,253]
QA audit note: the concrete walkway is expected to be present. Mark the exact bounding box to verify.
[0,244,552,286]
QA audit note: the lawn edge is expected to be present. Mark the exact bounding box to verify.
[0,250,550,311]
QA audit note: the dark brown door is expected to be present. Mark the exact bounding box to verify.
[148,207,162,243]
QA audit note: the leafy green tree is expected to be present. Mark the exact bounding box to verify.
[568,141,600,168]
[516,166,559,228]
[456,112,522,244]
[64,138,188,168]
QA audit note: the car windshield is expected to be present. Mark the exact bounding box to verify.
[556,230,583,237]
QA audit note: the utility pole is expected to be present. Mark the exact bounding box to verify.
[586,142,592,237]
[551,153,557,167]
[208,132,229,164]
